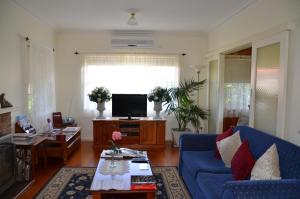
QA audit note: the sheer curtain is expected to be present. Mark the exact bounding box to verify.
[25,41,56,132]
[224,83,250,116]
[82,54,179,117]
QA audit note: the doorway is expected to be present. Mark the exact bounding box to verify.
[223,48,251,131]
[207,32,288,136]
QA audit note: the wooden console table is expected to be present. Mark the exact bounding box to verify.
[93,118,165,149]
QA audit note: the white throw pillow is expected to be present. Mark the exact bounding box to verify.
[250,144,281,180]
[216,131,242,167]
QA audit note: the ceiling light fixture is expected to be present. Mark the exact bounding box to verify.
[128,13,138,26]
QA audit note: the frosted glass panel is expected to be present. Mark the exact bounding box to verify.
[254,43,280,135]
[208,60,218,133]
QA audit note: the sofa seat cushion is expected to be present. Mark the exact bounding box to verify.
[181,150,231,177]
[196,172,234,199]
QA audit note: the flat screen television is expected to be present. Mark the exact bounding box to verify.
[112,94,147,119]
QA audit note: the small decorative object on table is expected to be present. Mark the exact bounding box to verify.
[109,131,122,168]
[88,87,111,119]
[148,86,170,119]
[0,93,13,108]
[47,118,53,133]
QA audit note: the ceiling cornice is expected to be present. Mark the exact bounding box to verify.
[207,0,257,33]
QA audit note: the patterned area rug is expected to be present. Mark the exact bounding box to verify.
[35,166,190,199]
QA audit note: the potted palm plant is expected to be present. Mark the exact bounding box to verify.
[166,79,208,147]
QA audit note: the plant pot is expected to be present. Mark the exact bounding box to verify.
[171,128,192,147]
[153,101,163,119]
[97,102,105,119]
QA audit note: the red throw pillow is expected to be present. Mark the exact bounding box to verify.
[231,140,255,180]
[215,127,234,158]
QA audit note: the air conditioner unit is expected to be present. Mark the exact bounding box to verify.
[111,31,154,49]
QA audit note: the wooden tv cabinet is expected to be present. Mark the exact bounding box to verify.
[93,118,166,149]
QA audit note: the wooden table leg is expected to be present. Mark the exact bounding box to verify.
[31,145,36,179]
[42,143,48,168]
[63,142,68,164]
[92,192,102,199]
[146,192,155,199]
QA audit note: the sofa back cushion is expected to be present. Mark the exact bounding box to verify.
[234,126,300,179]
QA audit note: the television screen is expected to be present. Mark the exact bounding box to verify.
[112,94,147,118]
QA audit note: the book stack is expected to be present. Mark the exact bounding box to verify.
[15,115,36,134]
[131,175,157,190]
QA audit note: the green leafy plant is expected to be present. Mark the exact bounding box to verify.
[147,86,171,103]
[88,87,111,103]
[166,79,208,131]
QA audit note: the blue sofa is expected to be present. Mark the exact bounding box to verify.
[179,126,300,199]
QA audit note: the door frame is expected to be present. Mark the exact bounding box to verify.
[207,54,225,133]
[217,54,225,133]
[249,31,289,138]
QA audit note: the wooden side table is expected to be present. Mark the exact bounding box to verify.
[223,117,239,131]
[14,136,47,180]
[44,129,81,163]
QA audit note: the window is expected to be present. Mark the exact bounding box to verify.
[83,54,179,116]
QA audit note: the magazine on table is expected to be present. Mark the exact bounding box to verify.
[131,175,157,190]
[62,127,80,132]
[101,148,147,159]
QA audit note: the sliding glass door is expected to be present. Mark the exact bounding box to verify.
[250,32,289,138]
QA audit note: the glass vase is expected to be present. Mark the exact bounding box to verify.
[110,151,116,168]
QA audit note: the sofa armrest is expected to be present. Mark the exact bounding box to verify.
[179,134,217,151]
[222,179,300,199]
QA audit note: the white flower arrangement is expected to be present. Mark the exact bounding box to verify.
[148,86,171,103]
[88,87,111,103]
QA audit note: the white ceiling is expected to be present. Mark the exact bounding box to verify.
[12,0,255,33]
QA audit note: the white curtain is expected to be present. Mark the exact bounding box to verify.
[25,41,56,132]
[224,83,250,117]
[82,54,179,117]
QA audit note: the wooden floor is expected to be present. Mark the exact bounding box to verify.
[18,141,179,199]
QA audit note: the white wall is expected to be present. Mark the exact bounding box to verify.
[0,0,54,125]
[208,0,300,52]
[55,31,208,140]
[224,56,251,83]
[286,18,300,145]
[207,0,300,145]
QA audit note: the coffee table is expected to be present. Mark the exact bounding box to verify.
[90,151,156,199]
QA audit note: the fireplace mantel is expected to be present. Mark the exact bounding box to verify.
[0,107,15,115]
